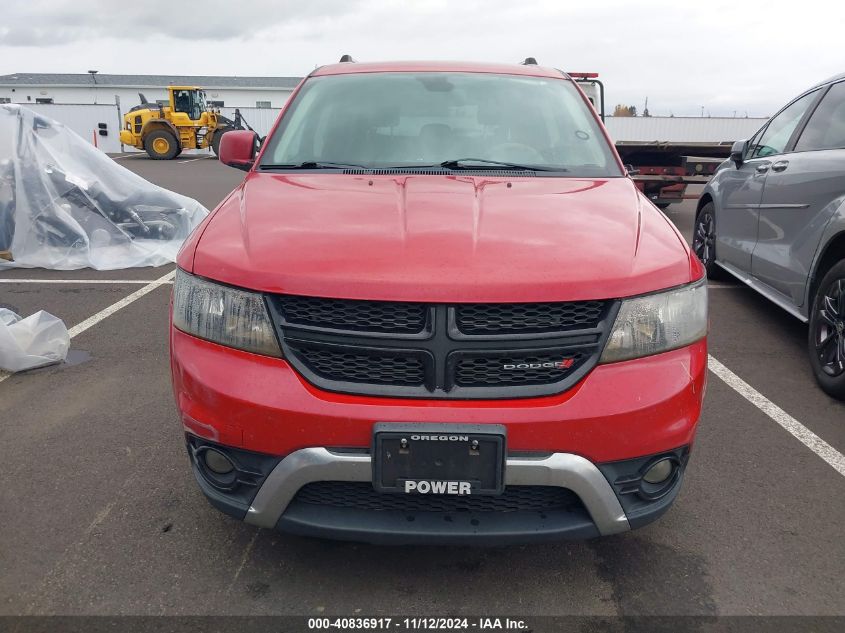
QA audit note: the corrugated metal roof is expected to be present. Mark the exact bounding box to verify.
[605,116,768,143]
[0,73,302,89]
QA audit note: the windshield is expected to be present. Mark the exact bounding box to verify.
[260,72,621,176]
[173,89,207,120]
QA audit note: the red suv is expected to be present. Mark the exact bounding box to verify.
[170,60,708,544]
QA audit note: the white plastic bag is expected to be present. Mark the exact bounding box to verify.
[0,308,69,372]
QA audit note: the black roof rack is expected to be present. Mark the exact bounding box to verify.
[521,57,538,65]
[339,54,356,63]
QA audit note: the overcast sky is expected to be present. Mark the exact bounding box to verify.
[1,0,841,117]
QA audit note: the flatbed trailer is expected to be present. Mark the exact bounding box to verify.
[614,142,732,208]
[570,73,734,208]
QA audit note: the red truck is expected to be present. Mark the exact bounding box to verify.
[170,59,708,544]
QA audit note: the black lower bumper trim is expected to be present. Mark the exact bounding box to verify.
[190,460,250,521]
[597,446,689,530]
[186,435,282,521]
[275,501,600,545]
[625,476,683,530]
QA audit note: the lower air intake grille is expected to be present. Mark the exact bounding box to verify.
[293,481,583,513]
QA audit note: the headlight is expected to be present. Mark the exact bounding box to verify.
[600,279,707,363]
[172,269,282,357]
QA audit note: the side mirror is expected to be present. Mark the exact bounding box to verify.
[730,139,747,166]
[219,130,258,171]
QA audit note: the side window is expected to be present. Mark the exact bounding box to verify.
[173,90,190,114]
[745,126,766,158]
[751,90,819,158]
[795,81,845,151]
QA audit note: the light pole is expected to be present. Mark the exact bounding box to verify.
[88,70,98,104]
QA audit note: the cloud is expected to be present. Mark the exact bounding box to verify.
[0,0,840,116]
[0,0,361,44]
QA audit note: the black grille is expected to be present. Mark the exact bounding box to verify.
[268,295,615,399]
[290,345,426,386]
[278,295,427,334]
[455,352,586,387]
[456,301,605,335]
[293,481,583,513]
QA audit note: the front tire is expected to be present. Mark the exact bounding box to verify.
[807,260,845,400]
[692,202,725,279]
[144,130,179,160]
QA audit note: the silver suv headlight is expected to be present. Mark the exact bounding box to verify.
[172,269,282,357]
[600,279,707,363]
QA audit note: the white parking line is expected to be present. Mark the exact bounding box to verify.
[709,355,845,478]
[0,270,175,384]
[178,156,213,163]
[0,279,173,284]
[66,270,175,337]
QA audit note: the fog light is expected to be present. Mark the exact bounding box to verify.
[643,458,674,484]
[204,448,234,475]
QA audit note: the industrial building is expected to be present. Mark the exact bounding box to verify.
[0,72,768,155]
[0,73,301,109]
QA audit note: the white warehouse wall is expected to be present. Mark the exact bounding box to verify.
[605,116,767,143]
[22,103,123,153]
[0,85,294,110]
[218,107,282,138]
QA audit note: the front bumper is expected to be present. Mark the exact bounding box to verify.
[173,329,704,544]
[171,330,707,464]
[187,438,688,545]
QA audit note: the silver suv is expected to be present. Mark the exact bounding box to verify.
[695,73,845,400]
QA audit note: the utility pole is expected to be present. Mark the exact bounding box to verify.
[88,70,99,104]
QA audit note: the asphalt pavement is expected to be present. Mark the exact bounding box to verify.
[0,154,843,620]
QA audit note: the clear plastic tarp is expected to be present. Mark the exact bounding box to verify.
[0,105,208,270]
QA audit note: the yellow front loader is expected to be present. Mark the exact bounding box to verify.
[119,86,251,160]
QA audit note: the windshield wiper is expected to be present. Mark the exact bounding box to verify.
[260,161,368,170]
[439,158,566,172]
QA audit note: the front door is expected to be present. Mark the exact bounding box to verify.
[753,81,845,306]
[718,89,821,274]
[715,150,770,273]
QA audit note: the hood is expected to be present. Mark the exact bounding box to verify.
[189,173,695,302]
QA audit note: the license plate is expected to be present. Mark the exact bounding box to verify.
[372,423,506,495]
